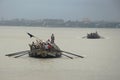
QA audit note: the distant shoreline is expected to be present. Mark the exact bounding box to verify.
[0,25,120,29]
[0,19,120,28]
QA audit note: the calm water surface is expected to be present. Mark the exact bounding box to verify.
[0,26,120,80]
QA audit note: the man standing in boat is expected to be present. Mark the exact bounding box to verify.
[51,33,55,43]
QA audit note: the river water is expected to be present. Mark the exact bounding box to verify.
[0,26,120,80]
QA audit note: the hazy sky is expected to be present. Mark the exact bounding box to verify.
[0,0,120,22]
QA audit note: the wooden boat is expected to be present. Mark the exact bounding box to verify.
[5,33,84,59]
[87,31,100,39]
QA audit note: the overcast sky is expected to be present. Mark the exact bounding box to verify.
[0,0,120,22]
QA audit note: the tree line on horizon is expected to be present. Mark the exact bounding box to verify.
[0,19,120,28]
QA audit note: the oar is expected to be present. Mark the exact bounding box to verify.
[62,53,73,59]
[61,50,84,58]
[14,52,29,58]
[27,32,42,42]
[5,50,29,56]
[27,32,35,38]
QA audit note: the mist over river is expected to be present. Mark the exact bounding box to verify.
[0,26,120,80]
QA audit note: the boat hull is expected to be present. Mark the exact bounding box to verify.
[29,43,62,58]
[87,32,100,39]
[28,51,62,58]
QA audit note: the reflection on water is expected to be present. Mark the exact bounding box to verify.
[0,26,120,80]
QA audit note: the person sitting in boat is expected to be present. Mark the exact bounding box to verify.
[41,41,46,50]
[46,39,51,44]
[48,43,52,51]
[44,43,52,52]
[31,42,37,49]
[45,43,49,51]
[51,33,55,43]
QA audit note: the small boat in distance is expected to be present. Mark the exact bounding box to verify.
[87,31,100,39]
[82,31,103,39]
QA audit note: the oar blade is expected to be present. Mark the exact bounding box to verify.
[5,50,29,57]
[14,52,29,58]
[61,50,84,58]
[62,53,73,59]
[27,32,35,38]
